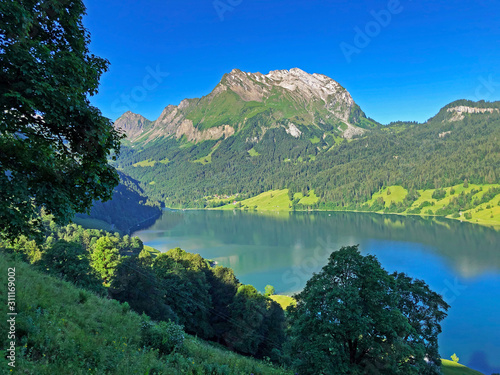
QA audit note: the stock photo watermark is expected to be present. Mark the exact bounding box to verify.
[440,278,467,303]
[213,0,243,21]
[281,237,336,292]
[340,0,405,63]
[474,74,500,100]
[6,267,17,369]
[111,65,169,113]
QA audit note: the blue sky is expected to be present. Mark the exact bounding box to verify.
[84,0,500,124]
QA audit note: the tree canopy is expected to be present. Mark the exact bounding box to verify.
[0,0,123,241]
[286,245,449,375]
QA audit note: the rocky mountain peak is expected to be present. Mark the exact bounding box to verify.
[264,68,353,106]
[218,68,356,118]
[116,68,371,143]
[114,111,153,140]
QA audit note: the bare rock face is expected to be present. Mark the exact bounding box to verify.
[114,111,153,140]
[116,68,365,144]
[447,106,499,121]
[174,120,235,143]
[342,123,365,140]
[285,123,302,138]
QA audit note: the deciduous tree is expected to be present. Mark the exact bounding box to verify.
[91,236,121,286]
[0,0,123,241]
[286,245,449,375]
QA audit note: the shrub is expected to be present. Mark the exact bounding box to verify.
[141,316,185,355]
[432,189,446,200]
[419,201,432,209]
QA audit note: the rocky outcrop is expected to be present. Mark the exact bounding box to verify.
[285,123,302,138]
[342,122,365,140]
[114,111,153,140]
[174,120,234,142]
[447,106,499,121]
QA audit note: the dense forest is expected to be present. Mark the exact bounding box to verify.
[114,100,500,211]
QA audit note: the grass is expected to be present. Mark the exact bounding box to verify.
[361,184,500,229]
[366,185,408,208]
[210,184,500,228]
[159,157,170,164]
[297,190,319,206]
[132,159,156,167]
[218,190,291,212]
[441,359,484,375]
[248,148,260,157]
[270,295,296,310]
[444,184,500,227]
[309,136,320,144]
[408,184,498,213]
[193,154,212,165]
[0,253,292,375]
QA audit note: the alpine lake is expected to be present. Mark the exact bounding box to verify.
[133,209,500,374]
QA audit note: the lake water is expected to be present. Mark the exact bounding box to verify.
[134,210,500,374]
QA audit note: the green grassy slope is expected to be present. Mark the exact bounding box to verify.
[296,190,320,206]
[212,185,500,228]
[370,184,500,228]
[441,359,484,375]
[270,295,296,310]
[366,186,408,208]
[218,189,291,212]
[71,217,118,233]
[0,253,291,375]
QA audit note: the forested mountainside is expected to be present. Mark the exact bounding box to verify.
[75,171,162,233]
[111,68,500,216]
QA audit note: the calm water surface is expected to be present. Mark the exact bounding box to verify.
[134,210,500,374]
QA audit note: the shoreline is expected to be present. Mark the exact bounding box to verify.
[163,206,500,231]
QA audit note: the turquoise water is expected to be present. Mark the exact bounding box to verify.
[134,210,500,374]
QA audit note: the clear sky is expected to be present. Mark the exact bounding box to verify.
[83,0,500,124]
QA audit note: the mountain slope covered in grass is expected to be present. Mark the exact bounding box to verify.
[0,252,291,375]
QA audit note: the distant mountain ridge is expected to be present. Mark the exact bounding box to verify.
[112,68,500,218]
[114,68,377,144]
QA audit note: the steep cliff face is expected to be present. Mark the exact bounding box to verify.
[447,106,500,122]
[114,68,374,144]
[428,99,500,123]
